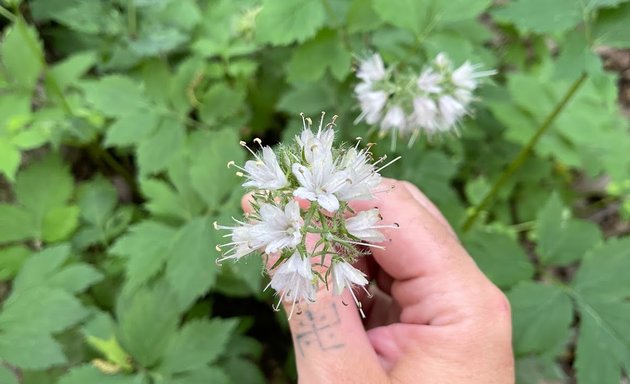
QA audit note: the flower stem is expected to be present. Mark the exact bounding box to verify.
[461,73,588,232]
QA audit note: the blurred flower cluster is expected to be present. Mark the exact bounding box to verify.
[215,114,398,318]
[354,52,495,147]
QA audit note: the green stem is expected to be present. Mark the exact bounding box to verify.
[461,73,588,232]
[0,4,15,21]
[127,0,137,37]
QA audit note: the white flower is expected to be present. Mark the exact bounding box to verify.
[330,261,368,295]
[269,252,317,318]
[356,53,386,84]
[411,96,439,133]
[297,125,335,165]
[215,221,263,262]
[242,146,288,190]
[330,261,369,317]
[345,209,387,243]
[417,68,443,94]
[438,95,466,129]
[380,105,406,133]
[355,88,388,125]
[292,157,348,212]
[435,52,452,69]
[257,200,303,254]
[336,147,381,201]
[451,62,496,91]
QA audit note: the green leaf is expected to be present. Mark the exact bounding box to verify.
[534,194,602,266]
[166,218,218,308]
[59,365,142,384]
[137,118,185,175]
[492,0,583,35]
[286,29,352,83]
[594,2,630,48]
[170,367,230,384]
[255,0,326,46]
[0,364,18,384]
[77,178,118,226]
[0,330,66,369]
[11,244,102,294]
[515,355,568,384]
[572,237,630,301]
[140,178,196,221]
[48,50,97,90]
[42,205,80,242]
[463,230,534,289]
[0,245,30,280]
[432,0,492,22]
[508,282,573,355]
[160,319,237,374]
[345,0,382,32]
[0,204,35,243]
[0,138,20,182]
[188,129,244,211]
[198,83,247,125]
[574,300,630,384]
[82,76,150,117]
[104,112,160,148]
[0,287,88,333]
[0,18,44,89]
[371,0,430,35]
[14,154,74,223]
[222,357,266,384]
[110,221,176,289]
[116,281,181,367]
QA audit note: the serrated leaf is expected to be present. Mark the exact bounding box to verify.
[1,18,44,89]
[572,237,630,300]
[116,281,180,367]
[140,178,195,221]
[104,112,160,147]
[59,365,142,384]
[77,178,118,226]
[515,355,567,384]
[110,221,176,289]
[534,194,602,266]
[286,29,351,83]
[48,50,97,90]
[593,2,630,48]
[574,300,630,384]
[463,230,534,288]
[198,83,247,125]
[188,129,244,211]
[0,245,30,280]
[166,218,217,308]
[14,154,74,223]
[255,0,326,46]
[492,0,583,35]
[160,319,237,374]
[82,76,150,117]
[42,205,80,242]
[223,357,266,384]
[371,0,431,35]
[0,204,35,243]
[0,330,66,369]
[137,118,185,176]
[47,264,103,294]
[0,288,89,333]
[170,367,230,384]
[0,138,20,182]
[508,282,573,355]
[346,0,382,33]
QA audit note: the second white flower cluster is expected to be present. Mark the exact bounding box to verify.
[215,114,397,318]
[355,52,495,146]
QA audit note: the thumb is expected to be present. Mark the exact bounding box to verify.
[241,195,387,384]
[285,287,387,384]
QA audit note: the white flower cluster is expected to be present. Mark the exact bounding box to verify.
[215,114,398,318]
[354,52,495,146]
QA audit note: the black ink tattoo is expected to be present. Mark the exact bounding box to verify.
[294,302,344,356]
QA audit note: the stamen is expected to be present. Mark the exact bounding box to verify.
[376,156,402,173]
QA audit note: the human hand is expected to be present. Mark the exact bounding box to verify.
[243,178,514,384]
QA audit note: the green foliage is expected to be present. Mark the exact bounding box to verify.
[0,0,628,382]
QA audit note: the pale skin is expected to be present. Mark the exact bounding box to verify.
[243,178,515,384]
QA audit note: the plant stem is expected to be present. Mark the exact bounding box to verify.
[320,0,353,52]
[461,73,588,232]
[127,0,137,37]
[0,4,15,21]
